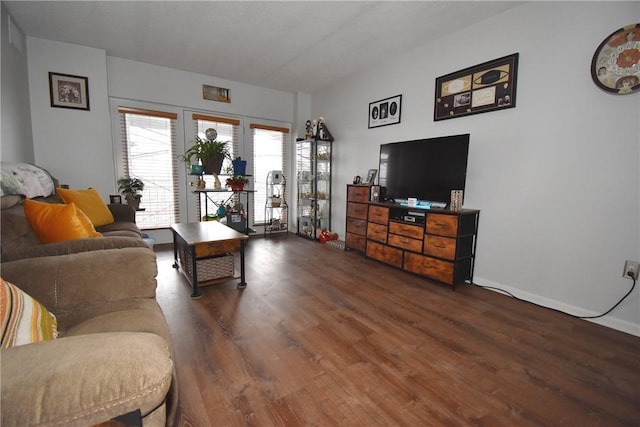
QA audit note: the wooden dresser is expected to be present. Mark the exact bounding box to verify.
[346,185,480,287]
[345,185,370,252]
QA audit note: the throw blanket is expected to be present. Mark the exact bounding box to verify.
[0,162,55,198]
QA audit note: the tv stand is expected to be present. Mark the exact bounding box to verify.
[345,185,480,287]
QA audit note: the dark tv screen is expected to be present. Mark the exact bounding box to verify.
[378,134,470,205]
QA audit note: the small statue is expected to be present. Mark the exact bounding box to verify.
[197,176,206,189]
[213,173,222,189]
[304,120,313,140]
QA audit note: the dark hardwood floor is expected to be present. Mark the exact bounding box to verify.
[154,234,639,427]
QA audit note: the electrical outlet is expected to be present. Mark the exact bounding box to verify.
[622,260,639,280]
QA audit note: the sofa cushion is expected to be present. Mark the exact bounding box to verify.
[57,187,115,227]
[0,278,58,348]
[96,221,143,238]
[23,199,102,243]
[1,332,172,426]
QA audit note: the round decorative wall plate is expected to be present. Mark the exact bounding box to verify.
[591,23,640,94]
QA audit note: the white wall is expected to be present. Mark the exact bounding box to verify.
[107,57,294,123]
[313,1,640,335]
[1,3,34,163]
[27,38,113,195]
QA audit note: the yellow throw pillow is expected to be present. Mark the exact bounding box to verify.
[1,278,58,348]
[24,199,101,243]
[57,187,114,227]
[76,208,103,238]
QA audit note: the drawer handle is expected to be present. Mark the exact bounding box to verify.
[434,243,446,248]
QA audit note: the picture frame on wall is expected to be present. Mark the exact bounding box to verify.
[203,84,231,103]
[368,94,402,128]
[49,72,90,111]
[434,53,519,121]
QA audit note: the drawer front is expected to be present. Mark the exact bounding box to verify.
[404,252,454,285]
[195,240,241,258]
[346,232,366,252]
[367,222,388,243]
[347,202,368,220]
[426,213,459,237]
[424,235,457,260]
[346,217,367,236]
[368,205,389,225]
[348,185,370,203]
[388,234,422,252]
[389,221,424,239]
[366,241,403,268]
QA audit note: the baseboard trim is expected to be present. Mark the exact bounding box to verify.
[473,277,640,337]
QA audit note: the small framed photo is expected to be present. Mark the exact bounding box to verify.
[49,72,90,110]
[203,84,231,103]
[369,94,402,128]
[364,169,378,185]
[109,195,122,204]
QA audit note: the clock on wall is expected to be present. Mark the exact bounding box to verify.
[591,23,640,94]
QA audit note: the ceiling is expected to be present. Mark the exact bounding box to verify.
[4,1,524,93]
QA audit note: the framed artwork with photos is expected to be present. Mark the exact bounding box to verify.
[369,95,402,128]
[434,53,519,121]
[49,72,90,111]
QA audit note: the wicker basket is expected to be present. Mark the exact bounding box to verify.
[179,248,234,282]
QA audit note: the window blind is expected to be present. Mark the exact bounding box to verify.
[119,107,179,229]
[250,125,290,225]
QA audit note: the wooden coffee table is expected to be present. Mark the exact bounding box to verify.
[171,221,249,298]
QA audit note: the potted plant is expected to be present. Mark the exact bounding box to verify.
[117,177,144,210]
[232,156,247,176]
[181,136,230,175]
[225,175,249,191]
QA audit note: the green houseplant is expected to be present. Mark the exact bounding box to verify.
[181,136,230,175]
[117,177,144,210]
[225,175,249,191]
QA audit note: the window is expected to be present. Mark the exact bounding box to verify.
[191,114,241,217]
[118,107,179,229]
[250,124,290,225]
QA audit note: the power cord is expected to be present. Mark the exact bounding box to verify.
[474,271,637,320]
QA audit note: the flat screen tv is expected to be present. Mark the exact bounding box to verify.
[378,134,469,206]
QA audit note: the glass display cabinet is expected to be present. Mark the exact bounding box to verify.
[296,138,332,240]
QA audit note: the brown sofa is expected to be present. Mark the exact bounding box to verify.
[1,245,177,426]
[0,178,177,425]
[1,192,145,262]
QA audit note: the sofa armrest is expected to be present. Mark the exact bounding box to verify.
[0,247,158,313]
[108,203,136,223]
[1,332,172,427]
[0,236,148,263]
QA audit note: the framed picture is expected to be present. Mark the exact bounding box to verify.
[109,195,122,204]
[368,94,402,128]
[434,53,519,121]
[364,169,378,185]
[203,84,231,103]
[49,72,90,110]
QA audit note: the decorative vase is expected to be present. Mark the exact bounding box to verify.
[232,159,247,176]
[190,164,205,175]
